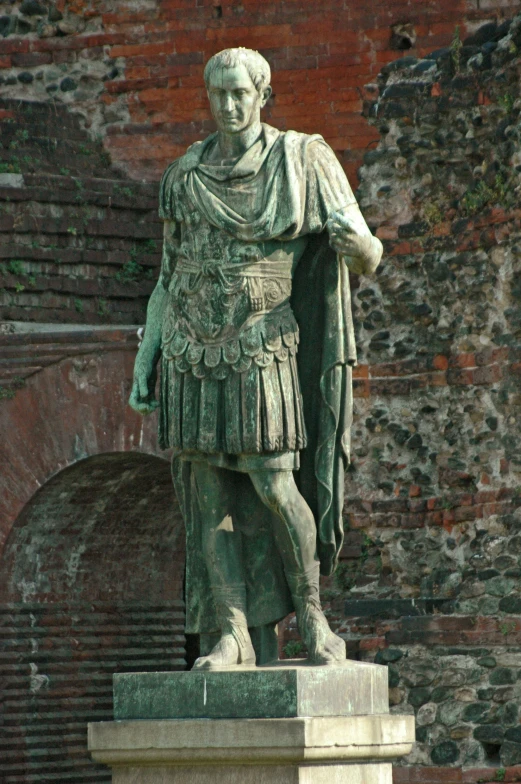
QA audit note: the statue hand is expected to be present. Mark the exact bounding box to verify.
[129,342,160,416]
[327,212,378,275]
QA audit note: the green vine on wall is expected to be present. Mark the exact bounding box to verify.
[0,376,26,402]
[451,26,463,74]
[462,170,511,216]
[116,241,156,283]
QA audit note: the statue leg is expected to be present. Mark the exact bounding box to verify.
[249,470,346,665]
[191,461,256,670]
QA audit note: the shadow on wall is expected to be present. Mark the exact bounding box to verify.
[0,452,187,784]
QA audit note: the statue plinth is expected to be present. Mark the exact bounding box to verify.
[88,661,415,783]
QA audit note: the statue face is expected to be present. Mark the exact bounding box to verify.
[207,64,270,134]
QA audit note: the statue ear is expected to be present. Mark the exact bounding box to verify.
[261,85,272,107]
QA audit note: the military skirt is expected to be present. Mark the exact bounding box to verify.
[158,306,307,457]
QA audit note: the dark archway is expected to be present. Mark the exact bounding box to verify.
[0,452,186,784]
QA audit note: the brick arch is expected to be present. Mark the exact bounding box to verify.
[0,451,184,604]
[0,450,186,783]
[0,328,164,553]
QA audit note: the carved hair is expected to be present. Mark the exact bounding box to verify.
[204,47,271,93]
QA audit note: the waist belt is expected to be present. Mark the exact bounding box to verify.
[173,258,292,311]
[175,258,293,280]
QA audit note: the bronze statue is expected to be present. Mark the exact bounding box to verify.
[129,48,382,669]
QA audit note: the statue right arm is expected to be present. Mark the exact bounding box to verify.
[128,220,177,416]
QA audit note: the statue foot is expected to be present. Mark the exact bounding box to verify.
[192,633,256,671]
[286,564,346,666]
[193,582,256,671]
[298,599,346,666]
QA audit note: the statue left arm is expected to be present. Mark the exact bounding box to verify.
[327,205,383,276]
[305,139,382,276]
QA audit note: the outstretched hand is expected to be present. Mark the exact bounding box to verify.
[327,211,376,275]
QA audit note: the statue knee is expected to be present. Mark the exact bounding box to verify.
[260,486,280,511]
[252,476,282,511]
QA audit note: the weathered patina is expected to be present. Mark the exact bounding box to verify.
[129,47,382,668]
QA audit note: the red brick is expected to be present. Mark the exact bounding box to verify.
[111,41,174,58]
[103,10,157,25]
[388,241,413,256]
[376,226,398,240]
[11,51,52,67]
[53,50,77,64]
[462,768,498,783]
[353,364,369,379]
[408,768,462,783]
[106,77,169,94]
[473,364,502,385]
[453,504,482,522]
[358,636,386,650]
[125,66,151,79]
[0,39,30,55]
[447,368,474,385]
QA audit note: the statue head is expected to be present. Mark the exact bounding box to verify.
[204,47,272,135]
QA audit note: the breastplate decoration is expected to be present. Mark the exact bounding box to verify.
[161,213,299,380]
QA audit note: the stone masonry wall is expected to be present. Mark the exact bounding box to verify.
[1,0,520,183]
[291,15,521,783]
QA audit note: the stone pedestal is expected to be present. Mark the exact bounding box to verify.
[88,661,415,783]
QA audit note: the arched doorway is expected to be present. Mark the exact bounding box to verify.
[0,452,185,784]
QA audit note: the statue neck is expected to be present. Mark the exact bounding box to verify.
[216,121,263,162]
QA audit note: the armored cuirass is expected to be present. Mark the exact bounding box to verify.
[161,211,308,381]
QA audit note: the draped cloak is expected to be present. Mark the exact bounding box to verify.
[158,124,360,634]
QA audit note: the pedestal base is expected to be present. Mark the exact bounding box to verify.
[89,714,414,784]
[88,663,415,783]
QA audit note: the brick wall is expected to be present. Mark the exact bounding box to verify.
[0,0,520,184]
[0,601,185,783]
[0,99,161,324]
